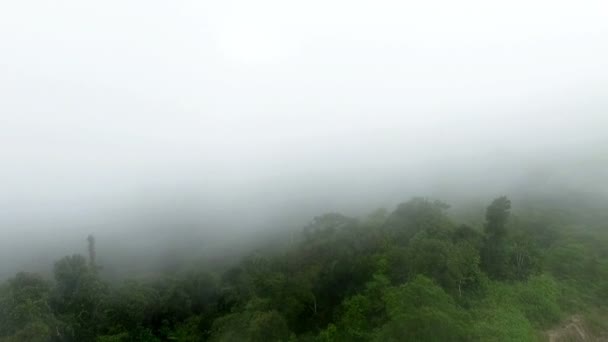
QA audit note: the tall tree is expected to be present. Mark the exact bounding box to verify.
[87,234,97,271]
[481,196,512,279]
[484,196,511,239]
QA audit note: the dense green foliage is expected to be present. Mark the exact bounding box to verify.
[1,196,607,341]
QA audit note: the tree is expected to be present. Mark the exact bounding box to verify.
[384,198,452,243]
[506,233,541,280]
[471,306,535,341]
[209,306,291,342]
[337,294,372,341]
[0,272,58,341]
[452,224,484,250]
[103,280,160,333]
[481,196,512,279]
[447,241,482,298]
[405,235,451,287]
[52,254,107,340]
[375,275,469,341]
[248,310,291,342]
[484,196,511,239]
[404,231,481,296]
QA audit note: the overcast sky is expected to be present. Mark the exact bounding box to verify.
[1,1,608,272]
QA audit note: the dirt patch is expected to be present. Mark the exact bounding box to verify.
[546,315,608,342]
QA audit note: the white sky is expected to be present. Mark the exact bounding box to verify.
[1,0,607,223]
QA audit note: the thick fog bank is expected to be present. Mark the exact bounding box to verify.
[1,160,607,280]
[1,0,607,279]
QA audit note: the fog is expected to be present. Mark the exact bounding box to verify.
[1,0,607,278]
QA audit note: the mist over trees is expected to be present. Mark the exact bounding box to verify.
[2,1,608,341]
[1,194,607,341]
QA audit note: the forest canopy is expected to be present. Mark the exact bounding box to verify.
[1,195,607,341]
